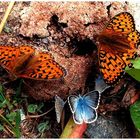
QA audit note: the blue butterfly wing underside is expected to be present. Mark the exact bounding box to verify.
[95,75,110,93]
[55,95,65,123]
[68,91,100,124]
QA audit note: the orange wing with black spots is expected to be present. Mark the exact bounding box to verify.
[18,52,66,80]
[98,12,140,85]
[0,46,35,72]
[0,46,66,80]
[106,12,135,33]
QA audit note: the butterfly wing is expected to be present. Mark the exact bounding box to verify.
[68,93,100,124]
[106,12,135,33]
[17,52,66,80]
[0,46,66,80]
[72,95,98,124]
[99,44,126,84]
[98,12,140,85]
[84,90,100,109]
[82,91,100,123]
[68,95,79,113]
[82,105,97,124]
[72,98,84,124]
[55,95,65,123]
[0,46,35,73]
[95,75,110,93]
[0,46,19,71]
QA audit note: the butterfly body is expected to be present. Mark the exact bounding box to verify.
[0,46,66,80]
[97,12,140,85]
[99,32,132,52]
[68,91,100,124]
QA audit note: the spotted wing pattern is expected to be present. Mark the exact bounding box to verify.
[0,46,66,80]
[19,52,66,80]
[98,12,140,85]
[0,46,34,71]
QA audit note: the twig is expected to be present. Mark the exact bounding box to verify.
[0,1,15,33]
[4,124,14,136]
[26,107,54,119]
[0,114,15,131]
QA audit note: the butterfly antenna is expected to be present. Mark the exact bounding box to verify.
[79,87,86,96]
[83,87,90,95]
[96,14,112,34]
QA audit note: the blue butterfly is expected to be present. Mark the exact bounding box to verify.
[68,90,100,124]
[55,95,66,123]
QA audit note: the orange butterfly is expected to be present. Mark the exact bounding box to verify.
[97,12,140,85]
[0,46,66,80]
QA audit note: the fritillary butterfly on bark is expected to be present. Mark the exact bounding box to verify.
[0,46,66,80]
[97,12,140,85]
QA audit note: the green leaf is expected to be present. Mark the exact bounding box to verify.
[130,100,140,131]
[0,85,13,109]
[0,85,5,102]
[0,124,4,131]
[37,102,44,113]
[14,110,21,138]
[131,57,140,69]
[125,68,140,81]
[0,111,21,138]
[0,114,16,134]
[6,112,17,122]
[0,100,7,108]
[125,57,140,81]
[27,104,38,113]
[37,121,50,133]
[0,84,3,93]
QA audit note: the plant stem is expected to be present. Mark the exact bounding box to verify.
[0,1,15,33]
